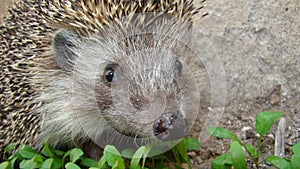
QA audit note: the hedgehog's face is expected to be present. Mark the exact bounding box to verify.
[52,29,200,147]
[95,48,189,141]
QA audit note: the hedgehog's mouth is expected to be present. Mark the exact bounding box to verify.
[102,113,188,140]
[94,109,189,153]
[153,111,189,141]
[96,124,154,150]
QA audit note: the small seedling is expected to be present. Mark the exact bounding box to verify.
[207,111,299,169]
[0,137,201,169]
[265,142,300,169]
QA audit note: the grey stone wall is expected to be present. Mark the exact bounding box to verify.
[194,0,299,152]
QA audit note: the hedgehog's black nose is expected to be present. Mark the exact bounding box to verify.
[153,111,188,141]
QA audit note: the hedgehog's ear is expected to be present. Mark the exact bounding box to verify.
[52,29,81,71]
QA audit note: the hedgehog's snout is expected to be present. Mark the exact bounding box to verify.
[153,111,188,141]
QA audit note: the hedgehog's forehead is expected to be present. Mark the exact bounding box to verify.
[84,33,178,65]
[114,49,179,89]
[120,47,176,70]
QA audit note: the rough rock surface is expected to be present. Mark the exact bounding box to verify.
[1,0,299,168]
[0,0,13,23]
[192,0,299,168]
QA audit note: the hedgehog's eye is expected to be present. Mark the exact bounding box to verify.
[175,60,182,76]
[104,65,118,83]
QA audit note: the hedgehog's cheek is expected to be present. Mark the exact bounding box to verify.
[52,29,82,71]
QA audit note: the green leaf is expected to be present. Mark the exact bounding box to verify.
[292,142,300,155]
[54,150,65,156]
[244,144,261,158]
[266,156,291,169]
[7,152,18,161]
[244,144,256,157]
[80,158,98,167]
[121,149,135,159]
[65,162,81,169]
[0,161,10,169]
[112,160,119,169]
[256,112,284,136]
[142,145,152,168]
[174,139,189,163]
[19,145,38,159]
[149,153,164,160]
[20,155,44,169]
[20,159,39,169]
[211,153,232,169]
[117,156,125,169]
[98,156,107,168]
[112,158,125,169]
[291,154,300,169]
[184,137,201,151]
[63,149,72,162]
[130,146,145,169]
[230,141,247,169]
[103,145,124,168]
[4,143,17,152]
[52,158,63,169]
[33,155,45,163]
[144,145,152,157]
[41,158,54,169]
[42,141,56,158]
[207,127,240,142]
[104,145,121,156]
[9,157,17,169]
[70,148,84,163]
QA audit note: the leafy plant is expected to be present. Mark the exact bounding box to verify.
[265,142,300,169]
[207,111,300,169]
[0,137,201,169]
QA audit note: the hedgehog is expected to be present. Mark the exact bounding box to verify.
[0,0,207,159]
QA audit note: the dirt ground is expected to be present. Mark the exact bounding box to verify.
[1,1,299,169]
